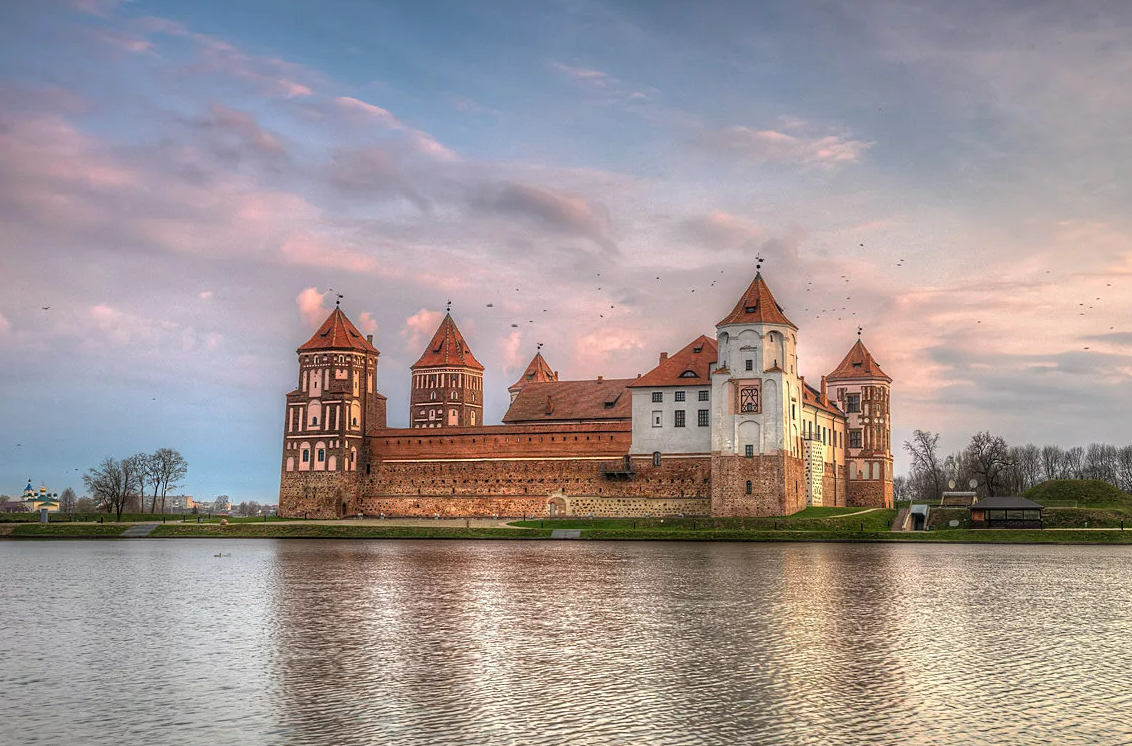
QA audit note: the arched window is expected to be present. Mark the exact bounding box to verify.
[302,450,310,463]
[653,452,662,467]
[745,480,753,495]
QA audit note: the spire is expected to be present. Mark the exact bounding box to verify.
[297,307,378,354]
[412,313,484,371]
[828,338,891,382]
[717,271,797,329]
[509,349,558,392]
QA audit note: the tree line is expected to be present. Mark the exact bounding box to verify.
[82,448,188,520]
[899,430,1132,500]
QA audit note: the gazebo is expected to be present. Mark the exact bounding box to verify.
[969,495,1043,529]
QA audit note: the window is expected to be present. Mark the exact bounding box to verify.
[652,392,663,403]
[849,430,862,449]
[675,391,686,402]
[846,394,861,413]
[698,390,709,401]
[652,452,662,467]
[674,410,686,428]
[698,409,709,427]
[740,387,760,413]
[745,480,753,495]
[317,448,325,462]
[745,444,754,458]
[745,359,753,371]
[302,450,309,463]
[652,411,663,427]
[352,417,358,426]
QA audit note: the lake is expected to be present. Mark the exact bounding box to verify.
[2,539,1130,745]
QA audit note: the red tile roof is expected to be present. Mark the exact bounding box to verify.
[502,378,633,423]
[717,272,797,329]
[412,314,484,371]
[828,339,891,382]
[802,381,845,417]
[629,335,718,388]
[509,351,558,391]
[298,308,378,353]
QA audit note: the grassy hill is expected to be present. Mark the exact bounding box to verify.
[1024,480,1132,511]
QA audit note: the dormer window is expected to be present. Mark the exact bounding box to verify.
[745,304,757,313]
[679,370,698,378]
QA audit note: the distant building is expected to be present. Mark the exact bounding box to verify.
[21,480,60,513]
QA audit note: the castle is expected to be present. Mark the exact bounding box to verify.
[279,271,893,518]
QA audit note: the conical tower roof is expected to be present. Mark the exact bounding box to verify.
[828,339,890,382]
[412,314,484,371]
[298,307,378,354]
[510,351,557,391]
[717,272,797,329]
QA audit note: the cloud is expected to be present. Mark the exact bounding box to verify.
[0,312,10,336]
[678,210,764,251]
[295,287,328,327]
[198,104,285,160]
[553,63,613,87]
[333,96,454,160]
[471,182,617,253]
[327,147,431,211]
[701,126,873,166]
[357,311,378,336]
[199,290,213,300]
[68,0,132,16]
[501,330,523,373]
[402,308,443,351]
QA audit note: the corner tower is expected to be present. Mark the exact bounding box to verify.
[827,336,893,508]
[410,312,484,428]
[508,349,558,403]
[710,272,807,516]
[280,305,385,517]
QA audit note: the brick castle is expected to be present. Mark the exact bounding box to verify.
[279,271,893,518]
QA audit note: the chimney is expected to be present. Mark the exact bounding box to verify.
[597,375,604,383]
[637,373,642,378]
[820,375,829,405]
[659,352,668,364]
[366,334,373,344]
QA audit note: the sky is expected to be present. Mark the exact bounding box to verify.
[2,0,1132,501]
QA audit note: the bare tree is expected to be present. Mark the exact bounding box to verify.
[966,431,1013,496]
[137,453,162,514]
[1062,446,1085,479]
[153,448,189,513]
[892,475,910,503]
[75,497,95,513]
[904,430,945,500]
[1115,446,1132,493]
[1040,445,1063,482]
[84,457,142,520]
[58,487,77,514]
[1082,443,1118,483]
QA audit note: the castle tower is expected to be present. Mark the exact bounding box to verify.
[827,336,893,508]
[410,313,484,428]
[508,350,557,403]
[710,271,807,515]
[281,306,386,482]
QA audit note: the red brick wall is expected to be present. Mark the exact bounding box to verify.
[821,463,848,507]
[711,453,787,516]
[370,422,630,461]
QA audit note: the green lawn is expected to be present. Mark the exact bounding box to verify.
[11,523,133,537]
[509,509,897,533]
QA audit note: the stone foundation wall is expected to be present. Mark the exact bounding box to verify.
[821,463,848,507]
[364,456,711,500]
[847,478,894,508]
[359,495,711,518]
[710,453,788,516]
[279,471,362,519]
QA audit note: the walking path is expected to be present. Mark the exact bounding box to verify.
[120,523,160,537]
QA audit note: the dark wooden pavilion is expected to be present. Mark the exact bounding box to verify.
[969,495,1044,529]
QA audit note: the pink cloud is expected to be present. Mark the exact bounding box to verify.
[703,126,873,166]
[402,308,443,351]
[357,311,378,336]
[333,96,455,160]
[295,288,328,327]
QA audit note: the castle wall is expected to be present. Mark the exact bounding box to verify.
[279,470,362,519]
[369,423,631,461]
[847,476,894,508]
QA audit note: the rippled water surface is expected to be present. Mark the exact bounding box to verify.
[2,540,1131,745]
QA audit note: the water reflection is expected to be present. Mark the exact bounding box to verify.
[2,540,1131,745]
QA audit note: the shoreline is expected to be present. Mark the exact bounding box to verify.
[4,521,1132,545]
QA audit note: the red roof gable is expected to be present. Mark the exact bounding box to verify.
[412,314,484,371]
[717,272,796,329]
[828,339,891,382]
[509,351,558,391]
[629,335,718,388]
[297,308,378,354]
[802,381,845,417]
[502,378,633,423]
